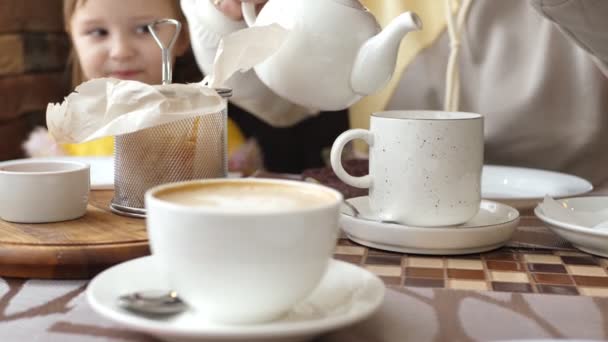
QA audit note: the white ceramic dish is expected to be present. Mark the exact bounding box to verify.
[482,165,593,210]
[3,157,114,190]
[0,160,90,223]
[87,256,385,342]
[340,196,520,255]
[535,196,608,258]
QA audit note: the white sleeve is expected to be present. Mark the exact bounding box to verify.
[180,0,319,127]
[530,0,608,76]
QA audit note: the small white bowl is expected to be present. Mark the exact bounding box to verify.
[535,196,608,258]
[0,160,90,223]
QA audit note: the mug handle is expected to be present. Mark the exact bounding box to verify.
[330,129,372,189]
[241,2,257,27]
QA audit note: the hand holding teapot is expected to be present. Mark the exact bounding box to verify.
[212,0,267,21]
[241,0,422,111]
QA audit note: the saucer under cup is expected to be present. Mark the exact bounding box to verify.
[340,196,520,255]
[86,256,385,342]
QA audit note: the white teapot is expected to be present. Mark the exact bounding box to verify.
[242,0,422,111]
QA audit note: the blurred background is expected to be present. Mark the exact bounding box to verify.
[0,0,68,161]
[0,0,202,161]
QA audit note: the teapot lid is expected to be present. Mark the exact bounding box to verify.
[331,0,366,10]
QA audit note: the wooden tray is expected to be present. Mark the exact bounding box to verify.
[0,191,149,279]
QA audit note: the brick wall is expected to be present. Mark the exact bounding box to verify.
[0,0,69,161]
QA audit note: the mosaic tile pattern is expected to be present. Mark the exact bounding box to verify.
[300,163,608,299]
[333,234,608,298]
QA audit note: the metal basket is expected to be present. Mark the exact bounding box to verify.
[110,88,232,218]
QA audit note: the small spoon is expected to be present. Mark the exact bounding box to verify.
[118,290,187,315]
[342,200,401,225]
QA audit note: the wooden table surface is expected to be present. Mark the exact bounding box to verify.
[0,191,149,279]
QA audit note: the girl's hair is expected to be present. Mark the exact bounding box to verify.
[63,0,84,87]
[63,0,188,88]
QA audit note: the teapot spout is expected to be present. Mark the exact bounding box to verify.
[351,12,422,96]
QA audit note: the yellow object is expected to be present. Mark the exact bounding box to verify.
[62,118,246,157]
[62,136,114,156]
[226,117,245,156]
[351,0,458,150]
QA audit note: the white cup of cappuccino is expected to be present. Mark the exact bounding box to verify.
[331,110,484,227]
[145,178,343,324]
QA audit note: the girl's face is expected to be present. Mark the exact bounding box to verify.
[70,0,188,85]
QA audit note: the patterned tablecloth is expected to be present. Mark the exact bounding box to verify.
[1,212,607,341]
[1,170,608,341]
[334,222,608,298]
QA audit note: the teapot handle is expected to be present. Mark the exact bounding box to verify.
[241,2,257,27]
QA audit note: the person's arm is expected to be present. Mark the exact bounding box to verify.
[530,0,608,76]
[180,0,318,127]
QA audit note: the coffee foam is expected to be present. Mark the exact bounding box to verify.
[155,181,337,213]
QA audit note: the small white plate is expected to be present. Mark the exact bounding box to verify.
[87,256,385,342]
[535,196,608,258]
[49,156,114,190]
[340,197,520,255]
[482,165,593,210]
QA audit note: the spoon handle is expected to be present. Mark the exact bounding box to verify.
[118,289,187,315]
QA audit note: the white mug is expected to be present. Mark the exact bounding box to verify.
[145,178,342,324]
[331,110,484,226]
